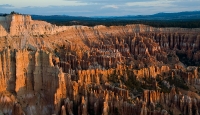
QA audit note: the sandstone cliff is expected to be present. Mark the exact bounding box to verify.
[0,14,67,37]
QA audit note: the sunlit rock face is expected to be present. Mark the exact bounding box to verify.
[0,14,200,115]
[0,14,67,37]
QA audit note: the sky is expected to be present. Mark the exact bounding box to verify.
[0,0,199,16]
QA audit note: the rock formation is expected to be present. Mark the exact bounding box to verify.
[0,14,200,115]
[0,14,67,37]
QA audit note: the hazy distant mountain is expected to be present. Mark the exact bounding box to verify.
[28,11,200,28]
[1,11,200,21]
[31,11,200,21]
[114,11,200,20]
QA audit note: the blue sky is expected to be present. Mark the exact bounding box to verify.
[0,0,199,16]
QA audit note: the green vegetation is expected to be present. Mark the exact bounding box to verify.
[159,82,171,93]
[109,68,190,94]
[10,11,19,14]
[0,13,8,16]
[176,52,200,66]
[113,107,119,115]
[108,70,143,92]
[44,19,200,28]
[157,74,189,93]
[155,103,163,110]
[140,77,156,90]
[168,110,173,115]
[124,75,143,92]
[108,70,160,93]
[0,11,20,16]
[166,76,189,90]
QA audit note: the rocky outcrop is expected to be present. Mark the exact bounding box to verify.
[0,14,67,37]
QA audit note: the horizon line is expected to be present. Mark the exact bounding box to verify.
[0,10,200,17]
